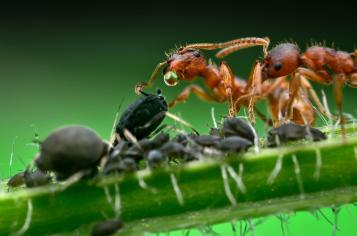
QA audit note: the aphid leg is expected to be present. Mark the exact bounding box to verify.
[267,153,284,185]
[114,184,121,219]
[247,219,256,236]
[313,148,322,180]
[334,74,346,139]
[170,173,184,206]
[216,37,270,58]
[221,165,237,206]
[332,207,340,236]
[291,154,305,198]
[220,62,236,117]
[13,200,33,236]
[135,61,167,95]
[168,84,217,108]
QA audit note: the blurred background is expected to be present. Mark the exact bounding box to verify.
[0,1,356,235]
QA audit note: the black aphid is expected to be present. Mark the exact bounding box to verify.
[266,123,327,147]
[7,171,26,188]
[91,219,123,236]
[218,136,253,153]
[222,117,255,143]
[35,125,108,180]
[116,89,168,141]
[8,170,51,188]
[147,150,167,168]
[24,170,51,188]
[191,135,221,148]
[103,157,137,175]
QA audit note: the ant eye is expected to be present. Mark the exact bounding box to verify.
[193,51,201,57]
[274,63,282,71]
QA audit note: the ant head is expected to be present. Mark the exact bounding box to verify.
[163,48,207,86]
[261,43,301,79]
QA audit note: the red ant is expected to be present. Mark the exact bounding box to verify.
[216,39,357,135]
[135,38,325,126]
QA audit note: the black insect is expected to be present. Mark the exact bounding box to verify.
[103,157,137,175]
[266,123,327,147]
[116,89,168,141]
[7,169,51,188]
[217,136,253,153]
[7,171,26,188]
[24,170,51,188]
[35,126,108,180]
[91,219,123,236]
[222,117,255,143]
[191,135,221,148]
[147,150,167,168]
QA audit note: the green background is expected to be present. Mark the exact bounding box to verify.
[0,2,356,235]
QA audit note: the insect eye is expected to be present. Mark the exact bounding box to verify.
[274,63,282,71]
[193,51,201,57]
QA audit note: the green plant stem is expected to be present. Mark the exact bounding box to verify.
[1,127,357,235]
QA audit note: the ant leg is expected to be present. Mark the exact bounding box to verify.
[168,85,218,108]
[286,72,301,121]
[216,37,270,58]
[299,76,333,119]
[297,68,333,85]
[262,76,287,96]
[347,73,357,88]
[334,74,346,138]
[254,107,273,126]
[135,61,167,95]
[248,62,264,125]
[219,62,236,117]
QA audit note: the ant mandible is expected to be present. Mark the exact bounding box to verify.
[217,39,357,135]
[134,38,324,126]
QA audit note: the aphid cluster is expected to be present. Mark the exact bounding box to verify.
[6,36,346,236]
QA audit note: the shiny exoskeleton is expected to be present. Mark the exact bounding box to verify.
[35,126,108,180]
[265,123,327,147]
[217,39,357,135]
[135,39,324,126]
[116,89,168,141]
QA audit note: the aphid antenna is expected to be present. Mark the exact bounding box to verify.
[211,107,218,128]
[9,136,18,177]
[109,97,125,144]
[312,105,329,127]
